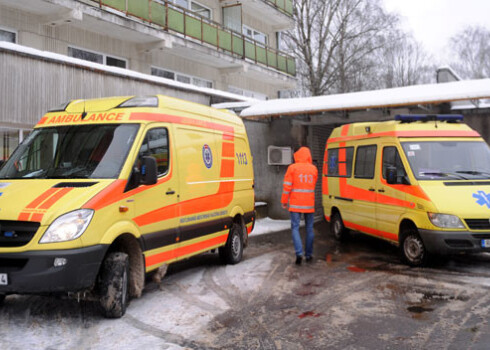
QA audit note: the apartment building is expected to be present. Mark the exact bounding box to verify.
[0,0,297,159]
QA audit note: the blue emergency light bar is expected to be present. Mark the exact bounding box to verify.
[395,114,464,123]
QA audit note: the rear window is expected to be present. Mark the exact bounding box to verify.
[325,147,354,177]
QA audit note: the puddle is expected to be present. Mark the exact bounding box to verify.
[347,265,366,273]
[407,306,434,314]
[298,311,322,319]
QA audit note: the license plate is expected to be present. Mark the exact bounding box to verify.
[482,239,490,248]
[0,273,7,285]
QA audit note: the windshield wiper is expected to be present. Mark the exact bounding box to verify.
[456,170,490,178]
[456,170,490,175]
[419,172,468,180]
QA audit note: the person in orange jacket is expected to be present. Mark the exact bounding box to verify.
[281,146,318,265]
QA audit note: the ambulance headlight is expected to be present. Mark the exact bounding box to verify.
[40,209,94,243]
[428,213,464,229]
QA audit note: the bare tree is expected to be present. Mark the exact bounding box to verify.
[378,32,436,88]
[285,0,398,96]
[449,26,490,79]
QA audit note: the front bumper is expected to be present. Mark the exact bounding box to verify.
[419,229,490,255]
[0,245,108,294]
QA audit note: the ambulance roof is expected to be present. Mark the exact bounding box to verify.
[327,117,481,145]
[36,95,243,128]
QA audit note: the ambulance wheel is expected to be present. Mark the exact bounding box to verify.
[98,252,130,318]
[400,229,429,267]
[0,294,5,304]
[219,223,243,265]
[331,212,348,241]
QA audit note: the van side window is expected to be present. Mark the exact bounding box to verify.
[354,145,377,179]
[382,146,407,183]
[326,147,354,177]
[139,128,169,176]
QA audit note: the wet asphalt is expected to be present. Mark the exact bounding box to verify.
[2,221,490,349]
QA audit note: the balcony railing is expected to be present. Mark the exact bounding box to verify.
[93,0,296,76]
[264,0,293,16]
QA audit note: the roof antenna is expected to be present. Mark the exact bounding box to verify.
[81,100,87,119]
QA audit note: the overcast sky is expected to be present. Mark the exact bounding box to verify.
[383,0,490,64]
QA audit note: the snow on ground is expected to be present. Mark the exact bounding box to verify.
[251,217,299,236]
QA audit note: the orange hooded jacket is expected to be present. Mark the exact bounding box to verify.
[281,147,318,213]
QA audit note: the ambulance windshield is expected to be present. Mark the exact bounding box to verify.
[0,124,139,179]
[401,141,490,180]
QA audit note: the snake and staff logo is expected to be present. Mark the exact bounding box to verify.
[202,144,213,169]
[473,191,490,209]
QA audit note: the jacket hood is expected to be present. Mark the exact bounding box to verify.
[294,147,312,164]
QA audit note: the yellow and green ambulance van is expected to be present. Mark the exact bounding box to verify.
[323,115,490,266]
[0,95,255,317]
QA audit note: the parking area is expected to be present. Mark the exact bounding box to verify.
[2,221,490,349]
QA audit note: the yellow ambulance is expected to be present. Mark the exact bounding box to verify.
[323,115,490,266]
[0,95,255,317]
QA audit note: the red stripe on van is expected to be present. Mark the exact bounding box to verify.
[344,220,398,242]
[17,212,31,221]
[338,178,415,209]
[38,188,73,210]
[222,142,235,158]
[145,234,228,267]
[133,181,234,227]
[220,159,235,178]
[25,188,59,209]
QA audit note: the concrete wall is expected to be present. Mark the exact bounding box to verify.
[463,112,490,143]
[244,118,305,219]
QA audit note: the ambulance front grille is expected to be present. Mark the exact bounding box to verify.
[0,221,40,247]
[465,219,490,230]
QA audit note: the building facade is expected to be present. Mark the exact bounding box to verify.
[0,0,297,160]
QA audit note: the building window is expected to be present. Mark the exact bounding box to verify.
[0,28,16,43]
[151,67,213,88]
[243,25,267,45]
[68,47,127,69]
[0,128,27,162]
[191,2,211,18]
[170,0,211,19]
[228,86,267,100]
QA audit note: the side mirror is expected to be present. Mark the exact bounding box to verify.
[386,166,411,185]
[141,156,158,185]
[386,166,397,185]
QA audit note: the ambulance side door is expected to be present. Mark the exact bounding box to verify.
[375,144,408,240]
[132,124,180,264]
[349,143,378,231]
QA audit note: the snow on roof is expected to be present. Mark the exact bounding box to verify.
[0,41,255,103]
[240,78,490,118]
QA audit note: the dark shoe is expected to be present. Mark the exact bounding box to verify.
[295,256,302,265]
[306,256,313,263]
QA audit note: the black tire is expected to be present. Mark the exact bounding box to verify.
[98,252,130,318]
[0,294,5,305]
[400,229,429,267]
[219,223,243,265]
[331,212,348,241]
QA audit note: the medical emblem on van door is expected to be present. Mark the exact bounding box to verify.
[202,144,213,169]
[473,191,490,209]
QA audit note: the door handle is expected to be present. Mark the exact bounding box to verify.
[166,190,175,195]
[378,189,385,193]
[368,188,375,192]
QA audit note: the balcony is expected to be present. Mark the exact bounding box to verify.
[91,0,296,76]
[263,0,294,17]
